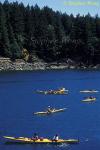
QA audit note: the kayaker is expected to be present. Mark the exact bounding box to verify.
[32,133,38,140]
[49,90,53,94]
[47,106,53,113]
[53,134,59,141]
[89,96,94,99]
[59,87,65,93]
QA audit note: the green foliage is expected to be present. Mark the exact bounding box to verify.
[0,3,11,57]
[10,41,21,59]
[0,1,100,65]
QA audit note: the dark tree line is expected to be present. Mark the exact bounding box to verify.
[0,0,100,65]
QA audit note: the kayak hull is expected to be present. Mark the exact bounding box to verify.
[80,90,99,93]
[34,108,67,115]
[82,98,96,102]
[36,91,68,95]
[3,136,79,144]
[36,90,68,95]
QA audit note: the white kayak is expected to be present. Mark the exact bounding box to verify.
[80,90,99,93]
[34,108,67,115]
[82,97,96,102]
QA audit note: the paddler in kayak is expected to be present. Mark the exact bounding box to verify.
[47,106,54,113]
[53,134,59,141]
[36,87,68,95]
[89,96,94,99]
[32,133,39,140]
[3,135,79,144]
[54,87,66,94]
[59,88,66,94]
[47,90,54,94]
[47,87,67,94]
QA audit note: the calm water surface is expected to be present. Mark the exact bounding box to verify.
[0,70,100,150]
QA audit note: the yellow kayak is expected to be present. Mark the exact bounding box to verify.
[82,97,96,102]
[35,88,68,95]
[3,136,79,144]
[34,108,67,115]
[36,91,68,95]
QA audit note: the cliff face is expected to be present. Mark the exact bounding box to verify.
[0,57,99,71]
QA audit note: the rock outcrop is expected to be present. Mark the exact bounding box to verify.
[0,57,100,71]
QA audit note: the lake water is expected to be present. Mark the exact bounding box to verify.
[0,70,100,150]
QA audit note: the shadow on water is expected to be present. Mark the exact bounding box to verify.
[4,142,71,150]
[4,141,68,145]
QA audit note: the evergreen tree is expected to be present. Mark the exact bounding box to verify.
[8,23,21,59]
[95,14,100,39]
[10,1,25,48]
[0,3,11,57]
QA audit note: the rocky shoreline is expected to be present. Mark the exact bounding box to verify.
[0,57,100,71]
